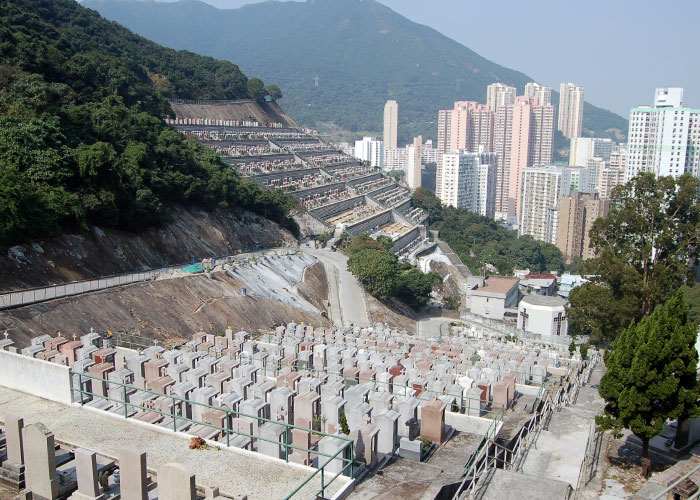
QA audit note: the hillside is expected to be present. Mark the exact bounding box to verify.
[0,0,296,250]
[86,0,628,144]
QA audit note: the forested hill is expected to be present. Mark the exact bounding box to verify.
[0,0,296,249]
[87,0,628,144]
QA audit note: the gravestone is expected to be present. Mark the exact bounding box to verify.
[157,463,195,500]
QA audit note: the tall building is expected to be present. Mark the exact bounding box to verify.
[582,195,611,259]
[626,88,700,181]
[449,101,494,153]
[421,139,438,164]
[555,191,611,263]
[558,83,585,139]
[486,83,516,112]
[436,149,497,217]
[383,147,407,172]
[354,136,384,169]
[557,166,592,197]
[598,164,625,198]
[519,166,562,244]
[406,136,422,189]
[493,96,555,218]
[437,109,452,154]
[383,100,398,149]
[569,137,614,166]
[524,82,552,106]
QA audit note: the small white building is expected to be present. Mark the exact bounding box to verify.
[518,295,568,337]
[468,277,520,322]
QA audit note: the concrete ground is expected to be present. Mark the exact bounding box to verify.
[519,362,605,489]
[302,248,370,327]
[0,387,348,500]
[416,317,452,339]
[348,431,484,500]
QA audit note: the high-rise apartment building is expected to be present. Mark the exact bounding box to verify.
[449,101,494,153]
[581,195,611,260]
[406,136,422,189]
[422,139,438,164]
[383,100,398,149]
[486,83,516,112]
[569,137,614,166]
[437,109,452,154]
[557,166,592,197]
[558,83,585,139]
[519,165,562,244]
[436,149,497,217]
[354,136,384,169]
[383,147,407,172]
[493,97,555,218]
[524,82,552,106]
[626,88,700,181]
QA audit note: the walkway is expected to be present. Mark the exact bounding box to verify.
[302,248,370,326]
[0,386,348,500]
[520,361,606,489]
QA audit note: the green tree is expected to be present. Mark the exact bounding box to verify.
[569,340,576,355]
[265,84,282,101]
[597,289,699,475]
[339,411,350,435]
[347,249,399,300]
[568,173,700,343]
[247,77,267,102]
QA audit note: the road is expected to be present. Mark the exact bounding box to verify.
[302,247,370,327]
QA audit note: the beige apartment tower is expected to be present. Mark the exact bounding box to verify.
[524,82,552,106]
[558,83,584,139]
[486,83,516,112]
[383,100,398,149]
[555,191,611,263]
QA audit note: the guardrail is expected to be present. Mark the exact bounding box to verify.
[71,371,354,500]
[0,248,294,311]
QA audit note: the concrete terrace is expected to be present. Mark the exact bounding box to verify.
[0,386,349,500]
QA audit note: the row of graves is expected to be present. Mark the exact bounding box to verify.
[0,416,232,500]
[1,322,581,486]
[172,119,431,258]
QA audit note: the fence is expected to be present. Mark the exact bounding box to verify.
[0,248,294,311]
[71,371,354,500]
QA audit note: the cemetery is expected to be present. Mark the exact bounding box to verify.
[0,318,595,499]
[226,156,304,176]
[255,169,334,192]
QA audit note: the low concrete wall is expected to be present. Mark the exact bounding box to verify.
[0,350,73,404]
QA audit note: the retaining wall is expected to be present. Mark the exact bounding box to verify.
[0,350,73,404]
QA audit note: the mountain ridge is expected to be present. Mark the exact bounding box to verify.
[86,0,628,144]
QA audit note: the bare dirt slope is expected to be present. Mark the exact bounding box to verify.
[0,267,331,349]
[0,206,296,292]
[367,296,419,334]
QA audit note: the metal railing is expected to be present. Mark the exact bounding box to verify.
[71,371,355,500]
[649,462,700,500]
[0,248,293,310]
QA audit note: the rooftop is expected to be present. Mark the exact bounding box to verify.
[475,277,519,295]
[521,295,567,307]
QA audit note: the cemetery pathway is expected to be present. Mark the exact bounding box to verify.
[0,386,348,500]
[302,248,370,326]
[520,360,605,491]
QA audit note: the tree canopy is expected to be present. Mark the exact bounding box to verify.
[0,0,298,247]
[412,188,564,274]
[597,289,699,473]
[568,173,700,343]
[344,234,440,309]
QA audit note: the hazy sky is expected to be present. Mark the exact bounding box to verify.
[163,0,700,117]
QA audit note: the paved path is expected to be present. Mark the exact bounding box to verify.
[302,248,370,326]
[520,361,606,490]
[0,386,348,500]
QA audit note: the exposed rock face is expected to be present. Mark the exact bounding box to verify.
[0,206,297,292]
[0,265,332,348]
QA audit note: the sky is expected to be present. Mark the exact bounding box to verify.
[162,0,700,117]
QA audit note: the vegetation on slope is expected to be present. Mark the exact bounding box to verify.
[0,0,297,248]
[412,188,564,274]
[341,233,440,309]
[87,0,628,144]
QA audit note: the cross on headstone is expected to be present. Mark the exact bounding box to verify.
[553,312,565,336]
[90,327,95,334]
[73,334,78,341]
[4,331,9,340]
[519,309,529,329]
